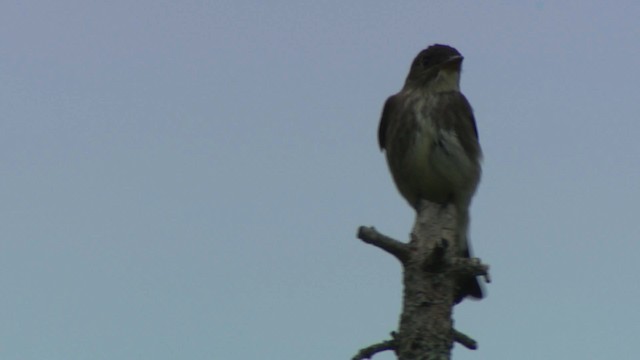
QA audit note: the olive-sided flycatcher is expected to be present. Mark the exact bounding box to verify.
[378,44,483,302]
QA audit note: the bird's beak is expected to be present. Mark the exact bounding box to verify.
[441,55,463,70]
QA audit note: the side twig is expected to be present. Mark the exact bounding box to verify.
[453,329,477,350]
[351,335,397,360]
[357,226,410,263]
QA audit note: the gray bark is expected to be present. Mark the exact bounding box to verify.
[353,200,488,360]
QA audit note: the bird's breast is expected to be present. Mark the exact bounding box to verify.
[385,100,454,206]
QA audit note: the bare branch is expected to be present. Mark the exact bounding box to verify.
[453,329,477,350]
[357,226,410,263]
[354,201,489,359]
[351,337,397,360]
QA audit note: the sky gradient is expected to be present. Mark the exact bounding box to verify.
[2,1,640,359]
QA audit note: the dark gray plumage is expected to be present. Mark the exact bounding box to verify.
[378,44,483,302]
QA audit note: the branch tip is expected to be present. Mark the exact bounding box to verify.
[351,338,396,360]
[453,329,478,350]
[356,225,410,262]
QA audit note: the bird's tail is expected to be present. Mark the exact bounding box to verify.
[454,205,484,303]
[454,246,484,303]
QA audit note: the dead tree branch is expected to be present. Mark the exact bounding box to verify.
[357,226,410,263]
[351,333,397,360]
[353,200,489,360]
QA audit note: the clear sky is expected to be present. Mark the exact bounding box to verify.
[2,1,640,359]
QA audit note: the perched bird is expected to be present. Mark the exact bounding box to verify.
[378,44,483,302]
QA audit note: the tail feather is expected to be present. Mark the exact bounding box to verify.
[455,275,483,303]
[454,247,484,303]
[453,204,484,303]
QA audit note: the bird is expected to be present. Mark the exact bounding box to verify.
[377,44,483,303]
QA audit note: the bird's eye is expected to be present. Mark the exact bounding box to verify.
[421,56,437,69]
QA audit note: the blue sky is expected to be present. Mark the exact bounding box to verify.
[2,1,640,359]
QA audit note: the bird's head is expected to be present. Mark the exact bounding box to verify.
[404,44,463,92]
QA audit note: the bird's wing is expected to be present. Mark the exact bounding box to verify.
[431,92,481,161]
[378,95,402,150]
